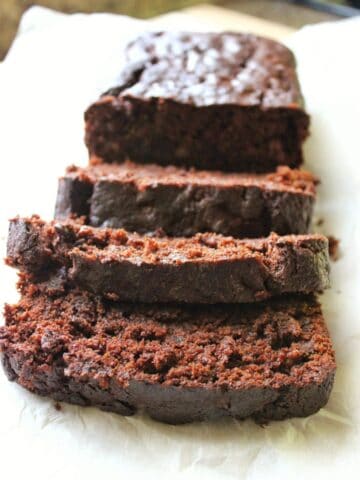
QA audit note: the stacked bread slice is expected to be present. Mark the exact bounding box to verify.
[0,32,335,424]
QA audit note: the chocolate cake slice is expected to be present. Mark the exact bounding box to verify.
[0,277,335,424]
[55,162,316,238]
[85,32,310,172]
[6,216,330,304]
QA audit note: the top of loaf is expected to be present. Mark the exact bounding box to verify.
[103,31,305,109]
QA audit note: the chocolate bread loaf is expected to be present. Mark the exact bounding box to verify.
[85,32,310,172]
[55,162,316,237]
[0,277,335,424]
[6,216,330,304]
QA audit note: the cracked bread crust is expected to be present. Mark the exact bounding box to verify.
[6,216,330,304]
[85,32,310,172]
[55,163,316,237]
[0,278,335,424]
[110,31,302,107]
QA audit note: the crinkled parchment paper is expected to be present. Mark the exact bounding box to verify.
[0,7,359,480]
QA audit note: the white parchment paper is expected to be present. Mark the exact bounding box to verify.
[0,7,359,479]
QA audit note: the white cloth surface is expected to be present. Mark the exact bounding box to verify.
[0,6,359,480]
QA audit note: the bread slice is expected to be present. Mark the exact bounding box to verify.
[6,216,330,304]
[55,162,316,238]
[0,277,335,424]
[85,32,309,172]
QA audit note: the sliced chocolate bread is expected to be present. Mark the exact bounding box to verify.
[0,277,335,424]
[55,162,316,238]
[6,216,330,304]
[85,32,310,172]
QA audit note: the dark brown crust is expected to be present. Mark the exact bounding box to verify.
[6,216,330,304]
[84,32,310,172]
[55,176,93,220]
[0,278,335,424]
[54,163,316,237]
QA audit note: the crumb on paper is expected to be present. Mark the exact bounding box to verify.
[328,235,340,261]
